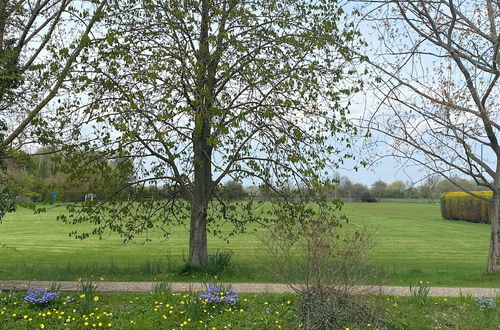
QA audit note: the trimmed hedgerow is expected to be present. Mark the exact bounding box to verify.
[441,191,492,223]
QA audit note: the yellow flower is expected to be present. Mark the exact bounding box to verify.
[84,322,89,326]
[443,298,448,301]
[287,300,292,304]
[23,315,28,319]
[108,323,112,327]
[40,325,45,329]
[93,296,100,302]
[80,294,86,298]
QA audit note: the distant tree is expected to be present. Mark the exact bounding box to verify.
[351,183,369,201]
[405,181,418,199]
[418,175,440,202]
[435,176,485,195]
[221,181,247,201]
[370,180,387,201]
[386,181,406,199]
[338,177,354,201]
[360,191,377,203]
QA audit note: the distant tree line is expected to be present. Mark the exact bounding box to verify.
[7,153,485,205]
[242,176,489,203]
[3,148,134,202]
[328,176,488,202]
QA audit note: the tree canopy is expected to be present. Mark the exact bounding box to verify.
[52,0,366,266]
[364,0,500,271]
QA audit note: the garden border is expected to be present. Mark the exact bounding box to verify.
[1,281,499,297]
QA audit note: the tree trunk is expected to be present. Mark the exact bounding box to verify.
[188,110,213,267]
[487,189,500,272]
[189,196,209,267]
[188,0,217,267]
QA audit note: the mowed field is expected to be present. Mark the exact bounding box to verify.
[0,201,499,287]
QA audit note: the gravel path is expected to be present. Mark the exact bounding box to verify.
[1,281,499,297]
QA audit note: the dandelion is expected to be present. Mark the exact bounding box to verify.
[40,324,45,329]
[80,294,86,298]
[93,296,100,302]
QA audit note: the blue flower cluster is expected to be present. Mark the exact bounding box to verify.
[199,285,239,305]
[24,287,59,304]
[475,297,496,311]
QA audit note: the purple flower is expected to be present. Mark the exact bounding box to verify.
[199,285,239,306]
[24,287,59,304]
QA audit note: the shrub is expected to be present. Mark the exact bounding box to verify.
[441,191,492,223]
[262,205,383,329]
[206,250,234,276]
[299,287,379,329]
[361,191,378,202]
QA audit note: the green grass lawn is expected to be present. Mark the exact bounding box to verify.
[0,201,499,287]
[1,288,500,329]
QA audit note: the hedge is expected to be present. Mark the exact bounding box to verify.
[441,191,492,224]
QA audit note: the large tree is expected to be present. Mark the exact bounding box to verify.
[54,0,365,266]
[0,0,108,217]
[364,0,500,271]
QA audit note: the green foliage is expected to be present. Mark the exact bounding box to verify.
[409,281,430,306]
[52,0,366,257]
[441,191,493,223]
[206,250,234,276]
[152,281,172,296]
[0,39,22,102]
[79,281,98,315]
[299,287,383,329]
